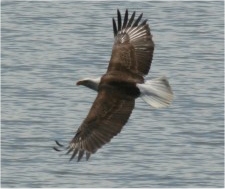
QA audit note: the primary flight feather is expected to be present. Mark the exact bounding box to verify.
[54,9,173,162]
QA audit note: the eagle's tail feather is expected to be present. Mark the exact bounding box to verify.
[136,76,173,108]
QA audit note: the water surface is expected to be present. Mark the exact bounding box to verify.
[1,1,224,187]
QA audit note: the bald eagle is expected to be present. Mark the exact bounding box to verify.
[54,9,173,162]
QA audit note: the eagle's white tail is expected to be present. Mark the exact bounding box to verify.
[136,76,173,108]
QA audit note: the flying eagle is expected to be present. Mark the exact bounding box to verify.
[54,9,173,162]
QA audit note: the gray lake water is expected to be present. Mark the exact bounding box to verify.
[1,1,224,188]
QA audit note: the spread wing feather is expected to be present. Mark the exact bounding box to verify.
[66,88,135,161]
[117,9,122,31]
[109,9,154,76]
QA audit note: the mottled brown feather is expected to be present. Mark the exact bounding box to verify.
[109,9,154,77]
[67,86,135,161]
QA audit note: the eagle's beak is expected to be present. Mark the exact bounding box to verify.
[76,80,87,86]
[76,80,82,85]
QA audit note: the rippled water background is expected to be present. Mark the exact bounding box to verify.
[1,1,224,188]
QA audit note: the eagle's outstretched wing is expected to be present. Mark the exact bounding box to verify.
[65,86,135,161]
[107,9,154,77]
